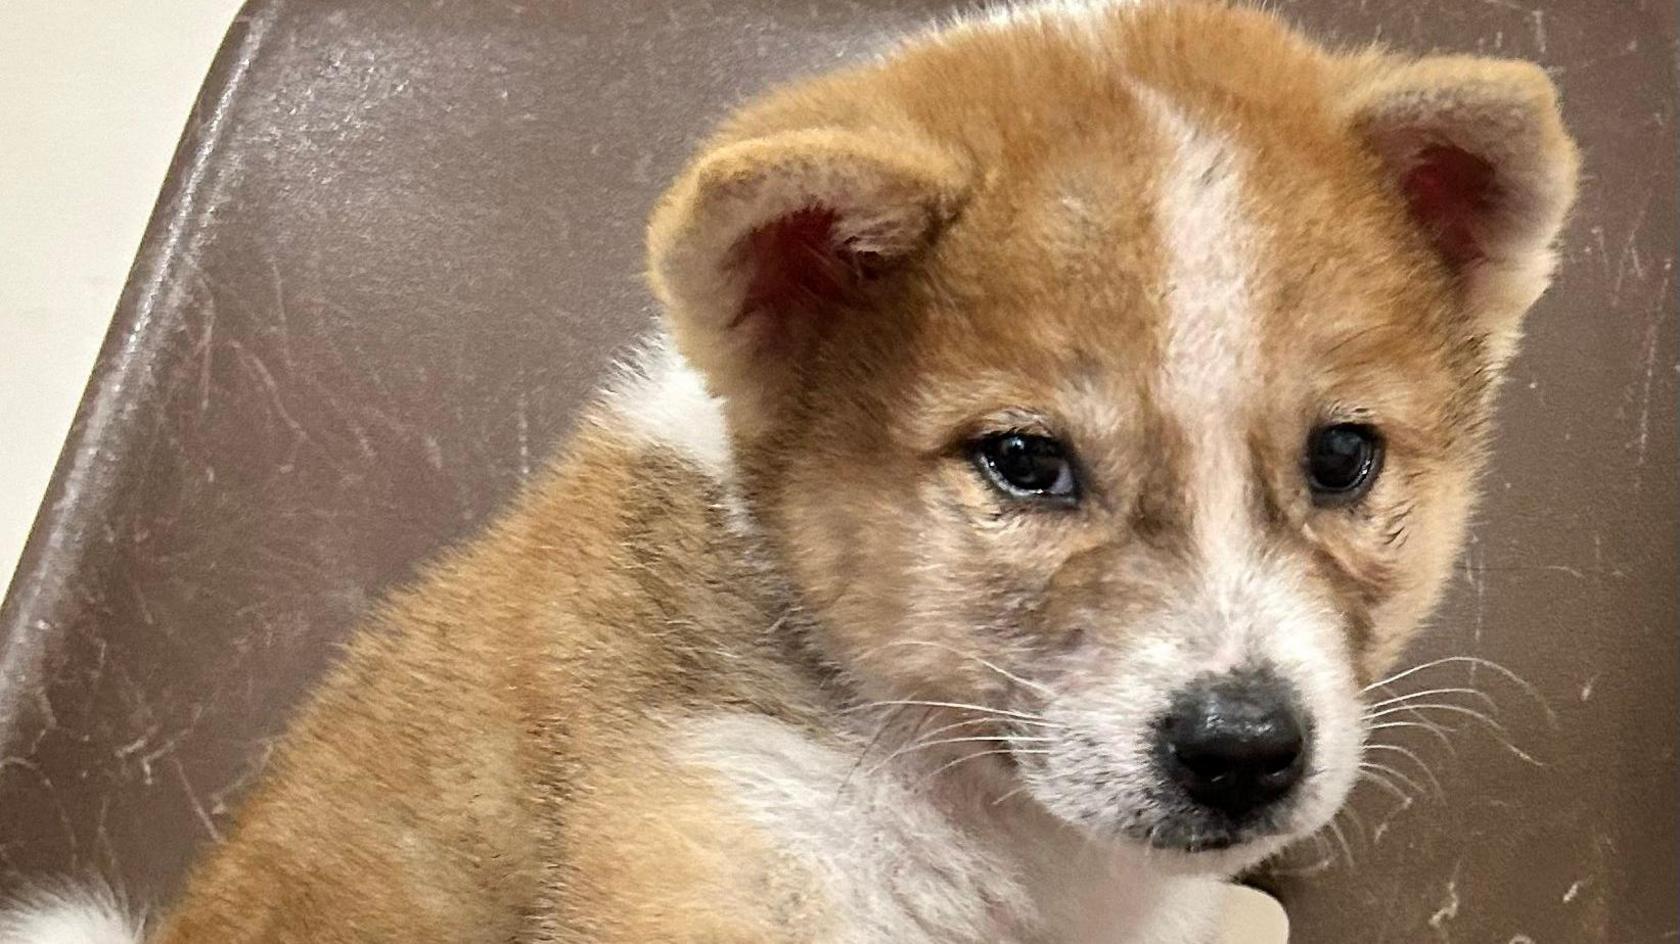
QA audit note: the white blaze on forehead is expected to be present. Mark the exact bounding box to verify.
[1132,93,1364,814]
[1016,88,1366,862]
[1138,87,1261,565]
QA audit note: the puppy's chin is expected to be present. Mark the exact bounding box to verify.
[1118,835,1291,878]
[1132,815,1308,876]
[1010,768,1349,879]
[1053,809,1305,878]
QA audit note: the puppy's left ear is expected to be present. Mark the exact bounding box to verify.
[647,127,972,433]
[1345,56,1580,363]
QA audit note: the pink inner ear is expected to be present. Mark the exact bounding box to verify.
[1399,144,1499,271]
[741,206,846,319]
[736,205,892,342]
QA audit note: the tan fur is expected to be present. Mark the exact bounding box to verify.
[120,3,1577,942]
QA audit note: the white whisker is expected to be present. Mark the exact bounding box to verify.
[1360,760,1429,801]
[868,733,1052,776]
[1364,701,1506,728]
[1366,719,1459,754]
[1361,655,1554,726]
[842,699,1060,726]
[1340,804,1370,845]
[1326,815,1355,869]
[913,747,1051,792]
[1357,768,1415,805]
[990,784,1032,807]
[862,640,1058,697]
[1372,705,1544,766]
[896,715,1008,744]
[1364,742,1445,798]
[835,698,931,806]
[1365,686,1499,713]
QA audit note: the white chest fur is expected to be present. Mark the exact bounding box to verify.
[678,714,1223,944]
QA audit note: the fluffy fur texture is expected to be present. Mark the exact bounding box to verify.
[601,335,734,477]
[0,884,141,944]
[4,2,1576,942]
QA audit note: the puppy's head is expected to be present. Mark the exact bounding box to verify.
[648,2,1577,873]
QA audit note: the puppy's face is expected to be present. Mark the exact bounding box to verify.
[649,3,1576,873]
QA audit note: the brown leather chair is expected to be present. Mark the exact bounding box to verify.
[2,1,1674,939]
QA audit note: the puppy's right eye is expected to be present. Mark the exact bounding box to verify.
[973,433,1078,502]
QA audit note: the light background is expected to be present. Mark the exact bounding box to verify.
[0,0,245,587]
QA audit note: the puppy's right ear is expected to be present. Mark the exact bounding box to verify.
[647,127,971,433]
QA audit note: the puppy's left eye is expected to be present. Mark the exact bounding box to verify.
[974,433,1077,501]
[1305,423,1383,503]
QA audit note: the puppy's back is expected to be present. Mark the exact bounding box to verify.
[149,376,799,942]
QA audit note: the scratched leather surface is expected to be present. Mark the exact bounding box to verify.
[0,1,1673,939]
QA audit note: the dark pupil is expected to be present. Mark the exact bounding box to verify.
[991,435,1065,492]
[1309,425,1375,491]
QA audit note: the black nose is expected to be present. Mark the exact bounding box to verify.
[1159,675,1308,818]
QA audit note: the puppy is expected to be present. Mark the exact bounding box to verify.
[1,1,1577,942]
